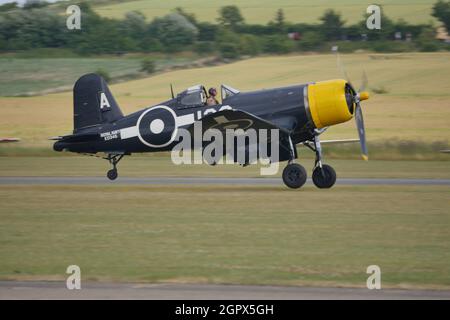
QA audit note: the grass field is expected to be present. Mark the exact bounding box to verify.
[1,52,449,157]
[93,0,438,25]
[0,183,449,289]
[0,54,195,97]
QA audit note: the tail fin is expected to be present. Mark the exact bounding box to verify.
[73,73,123,133]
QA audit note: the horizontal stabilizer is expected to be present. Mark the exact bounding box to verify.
[0,138,20,143]
[50,132,98,143]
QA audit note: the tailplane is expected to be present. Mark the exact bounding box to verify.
[73,73,123,133]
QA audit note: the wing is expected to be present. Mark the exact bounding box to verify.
[301,139,360,147]
[188,109,291,135]
[187,109,295,163]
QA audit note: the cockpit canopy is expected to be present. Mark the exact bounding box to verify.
[178,85,207,107]
[176,84,240,109]
[221,84,240,100]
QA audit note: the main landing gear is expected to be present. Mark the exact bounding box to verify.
[307,133,336,189]
[105,154,124,181]
[282,134,336,189]
[282,136,307,189]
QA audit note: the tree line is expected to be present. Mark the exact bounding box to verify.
[0,1,449,57]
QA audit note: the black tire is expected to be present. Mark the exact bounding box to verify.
[282,163,307,189]
[312,164,336,189]
[107,169,118,181]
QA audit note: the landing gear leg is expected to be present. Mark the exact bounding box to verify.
[308,134,336,189]
[105,154,124,181]
[282,136,307,189]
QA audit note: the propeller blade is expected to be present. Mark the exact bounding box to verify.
[359,70,368,92]
[355,103,368,160]
[335,50,353,86]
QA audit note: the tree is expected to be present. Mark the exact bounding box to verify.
[121,11,147,38]
[23,0,48,10]
[273,9,286,32]
[0,2,18,12]
[0,8,66,50]
[217,5,244,29]
[320,9,345,40]
[197,22,218,41]
[239,34,262,55]
[173,7,197,25]
[416,27,440,51]
[149,13,198,53]
[432,0,450,31]
[215,29,241,59]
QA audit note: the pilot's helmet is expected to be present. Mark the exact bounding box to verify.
[208,87,217,96]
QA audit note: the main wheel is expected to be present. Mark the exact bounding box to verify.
[282,163,307,189]
[312,164,336,189]
[107,169,118,181]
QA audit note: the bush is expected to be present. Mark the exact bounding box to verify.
[416,28,441,52]
[194,41,216,55]
[95,69,111,82]
[262,35,294,54]
[239,34,262,56]
[297,31,325,51]
[219,42,240,59]
[140,58,156,74]
[371,40,415,53]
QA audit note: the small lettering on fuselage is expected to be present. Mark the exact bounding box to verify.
[100,130,120,141]
[198,105,233,120]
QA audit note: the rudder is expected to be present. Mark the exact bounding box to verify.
[73,73,124,133]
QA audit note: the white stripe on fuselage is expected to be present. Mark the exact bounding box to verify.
[119,105,232,141]
[120,126,139,139]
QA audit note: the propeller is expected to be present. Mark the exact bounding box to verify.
[335,48,369,160]
[354,98,368,160]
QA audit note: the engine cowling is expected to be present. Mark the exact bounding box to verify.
[306,79,354,129]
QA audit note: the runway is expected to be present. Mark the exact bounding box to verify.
[1,176,450,186]
[1,281,449,300]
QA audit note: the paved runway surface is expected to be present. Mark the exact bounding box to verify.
[1,281,449,300]
[1,177,450,186]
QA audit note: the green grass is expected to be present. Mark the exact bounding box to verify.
[0,183,449,288]
[0,156,449,179]
[93,0,438,25]
[0,55,194,96]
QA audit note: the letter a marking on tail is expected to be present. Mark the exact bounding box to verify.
[100,92,111,110]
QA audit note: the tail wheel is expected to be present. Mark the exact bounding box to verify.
[282,163,307,189]
[312,164,336,189]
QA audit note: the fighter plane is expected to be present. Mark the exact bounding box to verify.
[53,73,370,189]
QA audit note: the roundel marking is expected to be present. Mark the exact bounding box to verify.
[150,118,164,134]
[136,105,177,148]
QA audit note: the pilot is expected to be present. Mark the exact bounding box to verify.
[206,87,219,106]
